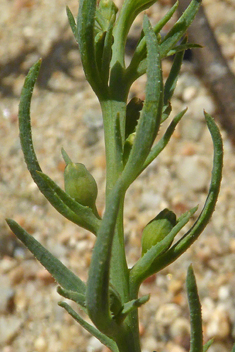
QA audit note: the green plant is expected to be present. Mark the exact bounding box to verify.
[6,0,229,351]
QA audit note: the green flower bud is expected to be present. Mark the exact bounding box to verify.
[99,0,118,22]
[95,0,118,34]
[141,208,177,256]
[64,162,98,211]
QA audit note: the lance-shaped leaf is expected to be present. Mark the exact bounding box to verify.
[86,182,123,336]
[164,37,187,107]
[61,147,72,165]
[187,265,203,352]
[57,287,87,312]
[166,43,202,57]
[137,108,187,178]
[19,61,99,234]
[126,0,202,83]
[125,1,178,84]
[121,16,163,188]
[66,6,79,44]
[115,295,150,324]
[59,302,119,352]
[140,112,223,274]
[161,0,202,57]
[130,206,198,287]
[203,339,214,352]
[6,219,86,295]
[77,0,105,98]
[101,15,115,85]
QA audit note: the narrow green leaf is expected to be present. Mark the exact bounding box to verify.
[130,206,198,286]
[161,103,172,123]
[77,0,106,98]
[166,43,202,57]
[95,31,106,73]
[19,61,99,234]
[143,112,223,273]
[101,15,115,85]
[66,6,79,44]
[36,171,101,234]
[59,302,119,352]
[115,295,150,323]
[6,219,86,294]
[125,1,179,84]
[86,182,123,335]
[161,0,202,57]
[122,15,163,188]
[126,0,202,82]
[141,108,187,173]
[203,339,214,352]
[61,148,72,165]
[187,265,203,352]
[164,38,187,106]
[57,287,87,312]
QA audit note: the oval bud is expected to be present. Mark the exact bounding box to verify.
[95,0,118,34]
[141,208,177,256]
[64,162,98,211]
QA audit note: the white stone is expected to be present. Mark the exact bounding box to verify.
[34,336,48,352]
[87,336,103,352]
[155,303,181,326]
[176,155,209,191]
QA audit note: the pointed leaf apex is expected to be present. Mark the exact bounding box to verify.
[61,148,72,165]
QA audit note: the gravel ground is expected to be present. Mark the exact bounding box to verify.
[1,1,235,351]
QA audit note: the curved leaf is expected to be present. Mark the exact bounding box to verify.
[6,219,86,294]
[19,61,99,234]
[187,265,203,352]
[141,112,223,274]
[59,302,119,352]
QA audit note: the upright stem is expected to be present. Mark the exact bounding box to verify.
[110,195,129,302]
[100,99,126,194]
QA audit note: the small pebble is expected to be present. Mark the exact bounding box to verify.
[0,316,22,345]
[182,86,198,102]
[87,336,103,352]
[165,341,186,352]
[176,155,209,192]
[168,279,183,295]
[142,336,158,352]
[9,265,24,285]
[188,95,215,120]
[0,277,15,314]
[34,336,48,352]
[170,317,190,348]
[3,347,14,352]
[206,305,230,339]
[218,285,230,301]
[155,303,181,326]
[36,269,55,285]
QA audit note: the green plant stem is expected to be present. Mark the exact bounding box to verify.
[110,195,130,303]
[115,325,141,352]
[100,99,126,194]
